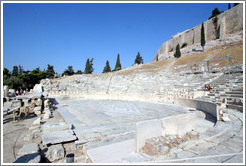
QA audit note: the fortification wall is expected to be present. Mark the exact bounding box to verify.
[154,4,243,61]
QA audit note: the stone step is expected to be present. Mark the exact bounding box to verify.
[231,88,243,91]
[226,91,243,95]
[226,104,243,113]
[81,133,135,156]
[226,97,243,101]
[86,139,135,163]
[227,101,243,106]
[226,94,243,98]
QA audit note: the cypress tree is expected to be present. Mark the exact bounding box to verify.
[201,23,206,52]
[114,54,121,71]
[84,58,94,74]
[103,60,111,73]
[12,66,19,76]
[174,44,181,58]
[228,3,231,9]
[134,52,143,65]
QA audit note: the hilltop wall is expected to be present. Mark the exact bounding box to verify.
[153,4,243,61]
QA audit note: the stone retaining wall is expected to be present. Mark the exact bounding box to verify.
[175,98,220,121]
[135,112,197,152]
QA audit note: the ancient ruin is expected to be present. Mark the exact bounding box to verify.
[2,3,244,164]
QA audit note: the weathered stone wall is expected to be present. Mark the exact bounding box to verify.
[136,112,197,151]
[175,98,220,121]
[154,4,243,61]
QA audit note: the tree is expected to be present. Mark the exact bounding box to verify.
[228,3,231,9]
[201,23,206,52]
[3,76,23,90]
[76,70,83,74]
[208,8,221,19]
[18,65,24,75]
[12,66,19,76]
[234,3,239,7]
[46,64,55,78]
[84,58,94,74]
[103,60,111,73]
[134,52,144,65]
[3,68,11,77]
[62,66,75,76]
[174,44,181,58]
[113,54,121,71]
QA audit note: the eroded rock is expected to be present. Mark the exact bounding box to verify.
[46,144,65,161]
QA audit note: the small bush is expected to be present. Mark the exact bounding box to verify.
[181,43,187,48]
[170,48,173,52]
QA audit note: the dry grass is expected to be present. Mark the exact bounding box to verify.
[120,40,243,75]
[55,40,243,82]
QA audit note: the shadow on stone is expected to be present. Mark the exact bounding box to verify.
[40,148,51,163]
[14,153,40,163]
[203,111,217,124]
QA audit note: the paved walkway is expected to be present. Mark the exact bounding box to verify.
[55,99,243,163]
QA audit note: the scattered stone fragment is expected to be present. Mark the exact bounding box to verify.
[142,140,160,156]
[42,130,77,145]
[43,110,51,120]
[19,106,29,117]
[34,106,41,112]
[46,144,65,161]
[42,123,72,133]
[35,111,41,116]
[32,129,41,139]
[222,116,231,122]
[32,117,41,126]
[18,143,39,156]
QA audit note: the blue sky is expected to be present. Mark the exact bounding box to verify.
[3,2,229,74]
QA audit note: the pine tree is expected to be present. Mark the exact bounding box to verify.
[201,23,206,52]
[103,60,111,73]
[228,3,231,9]
[46,64,55,78]
[174,44,181,58]
[3,68,11,78]
[134,52,144,65]
[208,8,221,19]
[114,54,121,71]
[84,58,94,74]
[76,70,83,74]
[62,66,74,76]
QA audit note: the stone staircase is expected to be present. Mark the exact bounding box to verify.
[206,72,243,112]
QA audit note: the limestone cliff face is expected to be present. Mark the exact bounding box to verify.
[153,4,243,61]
